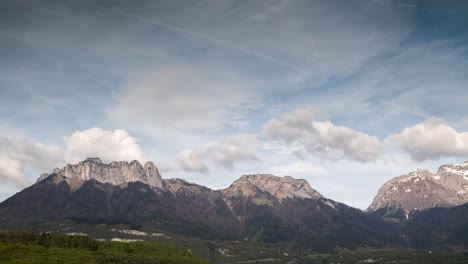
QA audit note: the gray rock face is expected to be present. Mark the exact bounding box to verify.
[223,174,323,200]
[37,157,163,189]
[368,161,468,212]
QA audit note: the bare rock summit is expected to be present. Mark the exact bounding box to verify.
[368,161,468,212]
[37,157,163,189]
[223,174,323,200]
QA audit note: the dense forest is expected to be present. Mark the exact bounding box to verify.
[0,231,207,264]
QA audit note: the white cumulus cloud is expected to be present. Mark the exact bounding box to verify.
[0,154,29,188]
[176,149,209,173]
[175,134,260,172]
[64,128,145,164]
[0,127,146,189]
[262,109,383,162]
[385,118,468,161]
[0,136,63,188]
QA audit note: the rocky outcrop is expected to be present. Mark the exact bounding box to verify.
[37,157,163,189]
[435,161,468,194]
[164,178,200,194]
[223,174,323,200]
[368,161,468,212]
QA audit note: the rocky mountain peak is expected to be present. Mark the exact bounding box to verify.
[79,157,102,164]
[368,161,468,213]
[437,161,468,177]
[408,169,432,178]
[37,157,163,189]
[223,174,323,200]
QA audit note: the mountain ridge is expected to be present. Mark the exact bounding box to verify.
[2,158,468,249]
[0,157,401,249]
[37,158,323,204]
[34,157,468,213]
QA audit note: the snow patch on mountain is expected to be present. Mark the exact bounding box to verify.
[368,161,468,212]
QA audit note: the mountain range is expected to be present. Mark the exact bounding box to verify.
[1,158,467,250]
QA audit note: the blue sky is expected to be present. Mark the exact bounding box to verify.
[1,0,468,209]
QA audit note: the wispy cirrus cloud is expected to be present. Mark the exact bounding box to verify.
[108,65,256,133]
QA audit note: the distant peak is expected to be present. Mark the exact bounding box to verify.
[237,174,305,183]
[368,160,468,212]
[80,157,103,164]
[238,174,276,181]
[163,178,209,195]
[165,178,190,184]
[437,161,468,175]
[408,169,431,178]
[225,174,322,200]
[144,161,155,167]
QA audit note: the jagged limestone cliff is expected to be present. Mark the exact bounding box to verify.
[37,157,163,189]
